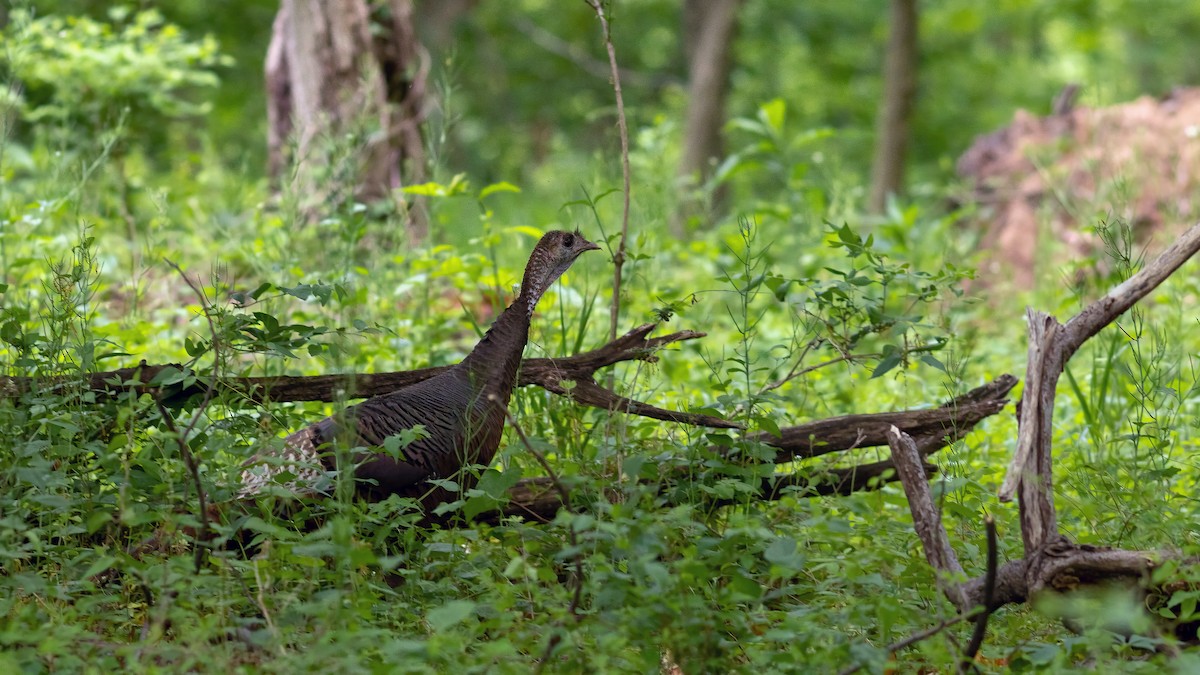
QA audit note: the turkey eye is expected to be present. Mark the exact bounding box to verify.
[563,233,575,248]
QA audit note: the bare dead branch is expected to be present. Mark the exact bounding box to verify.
[888,425,968,610]
[754,375,1016,464]
[994,222,1200,611]
[0,323,723,424]
[962,517,998,672]
[1063,222,1200,353]
[1001,222,1200,505]
[1,335,1013,460]
[479,375,1016,525]
[952,544,1160,611]
[541,378,738,429]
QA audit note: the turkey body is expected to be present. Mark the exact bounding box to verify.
[240,230,599,509]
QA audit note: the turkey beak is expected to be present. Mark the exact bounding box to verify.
[582,240,601,253]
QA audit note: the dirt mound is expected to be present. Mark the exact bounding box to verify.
[957,87,1200,288]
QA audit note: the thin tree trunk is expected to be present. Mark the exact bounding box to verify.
[265,0,427,238]
[371,0,430,239]
[868,0,918,214]
[674,0,741,234]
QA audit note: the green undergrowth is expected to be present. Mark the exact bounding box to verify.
[3,13,1200,674]
[4,153,1200,673]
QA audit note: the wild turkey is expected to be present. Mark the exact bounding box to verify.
[239,230,600,511]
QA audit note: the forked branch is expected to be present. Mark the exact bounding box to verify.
[0,323,731,427]
[486,376,1015,524]
[869,225,1200,674]
[1000,222,1200,507]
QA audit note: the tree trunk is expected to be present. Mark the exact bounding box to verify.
[674,0,741,234]
[266,0,427,238]
[867,0,918,214]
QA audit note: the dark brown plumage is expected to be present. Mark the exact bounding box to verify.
[240,230,600,509]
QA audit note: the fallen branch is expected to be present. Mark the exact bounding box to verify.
[1000,222,1200,504]
[883,224,1200,645]
[0,323,735,429]
[482,376,1015,524]
[888,426,968,610]
[754,374,1015,464]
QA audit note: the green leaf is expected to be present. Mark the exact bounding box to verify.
[242,516,293,539]
[505,225,544,240]
[728,572,763,600]
[148,366,188,386]
[401,182,448,196]
[426,600,476,631]
[758,98,786,134]
[81,554,117,580]
[250,282,273,299]
[919,353,947,373]
[764,536,804,571]
[870,353,902,379]
[480,182,521,199]
[764,274,791,300]
[475,468,520,499]
[756,415,782,438]
[0,320,25,347]
[86,510,113,533]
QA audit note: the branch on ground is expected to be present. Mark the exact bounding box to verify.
[881,225,1200,642]
[480,376,1015,524]
[0,323,734,428]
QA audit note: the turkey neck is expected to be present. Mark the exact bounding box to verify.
[457,298,532,406]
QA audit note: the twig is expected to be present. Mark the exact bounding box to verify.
[837,609,981,675]
[759,337,947,395]
[961,517,998,672]
[544,377,740,429]
[159,259,222,573]
[252,559,285,656]
[759,352,869,394]
[497,404,585,669]
[153,400,209,574]
[509,15,674,89]
[585,0,632,345]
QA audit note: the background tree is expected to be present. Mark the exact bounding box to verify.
[674,0,742,233]
[868,0,918,213]
[266,0,427,236]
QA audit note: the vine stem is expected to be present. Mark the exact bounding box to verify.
[160,259,221,573]
[585,0,632,344]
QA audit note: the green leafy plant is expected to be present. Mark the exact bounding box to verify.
[3,8,228,129]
